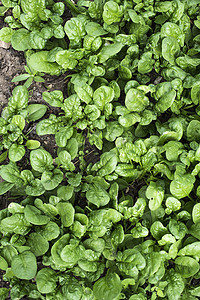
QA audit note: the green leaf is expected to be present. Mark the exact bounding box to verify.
[178,242,200,258]
[191,82,200,105]
[55,126,73,147]
[155,89,176,113]
[57,202,75,227]
[57,150,75,171]
[41,169,63,190]
[27,104,47,121]
[24,205,50,225]
[61,242,82,265]
[25,179,45,196]
[0,182,14,195]
[0,151,7,163]
[64,17,86,40]
[28,51,60,75]
[99,42,123,63]
[0,214,31,235]
[11,115,25,130]
[187,120,200,142]
[125,88,149,112]
[0,288,9,300]
[26,232,49,256]
[75,84,93,104]
[36,116,63,135]
[85,105,101,121]
[103,1,123,25]
[170,174,195,199]
[9,85,29,110]
[86,184,110,207]
[115,164,140,178]
[30,148,53,172]
[93,272,122,300]
[131,223,149,238]
[165,270,184,300]
[51,234,70,267]
[26,140,40,150]
[150,221,168,240]
[56,50,79,70]
[0,27,14,43]
[36,221,60,241]
[192,203,200,224]
[85,22,107,37]
[138,52,155,74]
[57,185,74,201]
[92,151,118,177]
[175,256,199,278]
[0,164,21,183]
[8,144,25,162]
[93,86,114,110]
[78,260,98,272]
[162,37,180,65]
[146,181,165,211]
[42,90,63,107]
[36,268,57,294]
[11,29,30,51]
[11,251,37,280]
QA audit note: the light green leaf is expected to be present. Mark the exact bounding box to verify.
[103,1,123,25]
[11,115,25,130]
[41,169,63,190]
[11,251,37,280]
[93,272,122,300]
[175,256,199,278]
[85,22,107,37]
[93,86,114,110]
[55,126,73,147]
[28,51,60,75]
[178,242,200,258]
[170,174,195,199]
[146,181,165,211]
[24,205,50,225]
[9,144,25,162]
[86,184,110,207]
[27,104,47,121]
[26,232,49,256]
[57,202,75,227]
[26,140,40,150]
[30,148,53,172]
[125,88,149,112]
[11,28,30,51]
[36,268,57,294]
[165,270,184,300]
[0,214,31,235]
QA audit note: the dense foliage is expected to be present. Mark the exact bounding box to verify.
[0,0,200,299]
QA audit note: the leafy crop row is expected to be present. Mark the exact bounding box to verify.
[0,0,200,299]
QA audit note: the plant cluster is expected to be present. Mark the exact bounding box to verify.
[0,0,200,299]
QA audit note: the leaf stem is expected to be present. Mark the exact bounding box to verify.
[64,0,81,14]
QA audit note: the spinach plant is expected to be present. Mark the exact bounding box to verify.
[0,0,200,299]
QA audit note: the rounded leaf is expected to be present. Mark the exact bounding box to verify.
[192,203,200,224]
[26,232,49,256]
[36,268,57,294]
[11,251,37,280]
[93,272,122,300]
[175,256,199,278]
[9,144,25,162]
[125,88,149,112]
[30,149,53,172]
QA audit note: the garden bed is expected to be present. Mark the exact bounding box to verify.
[0,0,200,299]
